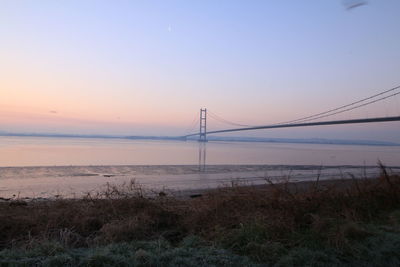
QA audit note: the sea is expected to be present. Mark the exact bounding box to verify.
[0,136,399,198]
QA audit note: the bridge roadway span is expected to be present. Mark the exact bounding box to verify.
[183,116,400,138]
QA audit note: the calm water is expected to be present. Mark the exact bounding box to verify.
[1,136,399,198]
[0,136,399,167]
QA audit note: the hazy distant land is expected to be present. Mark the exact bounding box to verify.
[0,131,398,146]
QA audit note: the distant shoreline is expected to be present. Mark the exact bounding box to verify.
[1,163,400,169]
[1,132,399,147]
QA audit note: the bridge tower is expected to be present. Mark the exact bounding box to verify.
[199,108,207,142]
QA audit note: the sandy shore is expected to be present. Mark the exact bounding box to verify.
[0,164,399,199]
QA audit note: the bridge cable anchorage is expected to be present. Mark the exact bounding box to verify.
[272,84,400,125]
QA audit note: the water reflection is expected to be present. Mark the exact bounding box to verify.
[1,137,399,167]
[198,142,207,172]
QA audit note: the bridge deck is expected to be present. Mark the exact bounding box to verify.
[184,116,400,138]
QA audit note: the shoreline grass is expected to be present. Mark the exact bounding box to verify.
[0,164,399,266]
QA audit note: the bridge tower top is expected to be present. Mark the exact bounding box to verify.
[199,108,207,142]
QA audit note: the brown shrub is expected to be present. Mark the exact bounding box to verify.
[0,170,399,249]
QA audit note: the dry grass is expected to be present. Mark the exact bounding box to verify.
[0,165,399,257]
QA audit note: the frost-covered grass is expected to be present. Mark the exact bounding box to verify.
[1,225,399,266]
[217,219,400,266]
[0,238,256,266]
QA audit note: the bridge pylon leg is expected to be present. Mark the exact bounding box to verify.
[199,108,207,142]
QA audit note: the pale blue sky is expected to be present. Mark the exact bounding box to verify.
[1,1,400,141]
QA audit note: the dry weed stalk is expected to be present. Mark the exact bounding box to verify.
[0,169,399,250]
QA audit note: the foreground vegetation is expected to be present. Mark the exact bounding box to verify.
[0,165,399,266]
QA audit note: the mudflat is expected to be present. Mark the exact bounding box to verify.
[1,164,398,199]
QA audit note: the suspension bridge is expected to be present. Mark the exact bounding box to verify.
[182,85,400,142]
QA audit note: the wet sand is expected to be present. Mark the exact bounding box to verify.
[0,164,399,198]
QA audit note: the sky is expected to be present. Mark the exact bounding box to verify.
[1,0,400,141]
